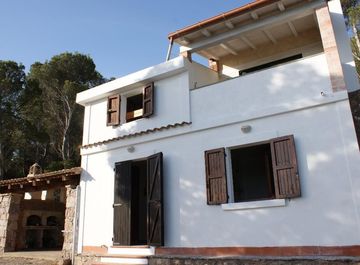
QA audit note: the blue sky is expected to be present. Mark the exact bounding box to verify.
[0,1,251,79]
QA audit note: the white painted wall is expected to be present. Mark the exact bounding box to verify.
[83,72,190,145]
[77,53,360,249]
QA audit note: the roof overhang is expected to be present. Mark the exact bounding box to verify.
[0,167,81,194]
[169,0,326,60]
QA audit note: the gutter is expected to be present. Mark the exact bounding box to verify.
[167,0,279,40]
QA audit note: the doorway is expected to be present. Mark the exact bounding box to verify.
[130,160,147,245]
[113,152,163,246]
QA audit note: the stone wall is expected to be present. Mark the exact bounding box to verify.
[0,193,23,253]
[149,256,360,265]
[62,185,77,263]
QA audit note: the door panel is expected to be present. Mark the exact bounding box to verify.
[147,152,164,246]
[113,161,132,246]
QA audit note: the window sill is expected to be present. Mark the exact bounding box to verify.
[221,199,286,211]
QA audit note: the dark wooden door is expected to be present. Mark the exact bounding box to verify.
[147,152,164,246]
[113,160,132,245]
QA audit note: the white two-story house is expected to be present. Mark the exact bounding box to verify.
[75,0,360,264]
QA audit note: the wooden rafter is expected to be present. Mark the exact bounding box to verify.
[288,21,298,37]
[278,1,285,12]
[263,29,277,44]
[250,12,259,20]
[220,43,238,55]
[201,29,212,37]
[241,36,256,50]
[225,21,234,29]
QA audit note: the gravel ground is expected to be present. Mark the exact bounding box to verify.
[0,257,58,265]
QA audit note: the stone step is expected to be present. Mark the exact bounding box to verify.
[100,256,148,265]
[108,246,154,256]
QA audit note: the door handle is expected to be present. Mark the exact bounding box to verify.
[113,203,122,207]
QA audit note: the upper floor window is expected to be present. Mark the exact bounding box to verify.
[107,82,154,126]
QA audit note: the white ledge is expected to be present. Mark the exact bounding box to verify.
[221,199,286,211]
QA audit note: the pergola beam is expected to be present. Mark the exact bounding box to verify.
[225,21,234,29]
[201,29,212,37]
[288,21,298,37]
[278,1,285,12]
[263,29,277,44]
[220,43,238,55]
[181,0,324,53]
[241,36,256,50]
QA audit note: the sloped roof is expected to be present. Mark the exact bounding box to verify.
[0,167,81,193]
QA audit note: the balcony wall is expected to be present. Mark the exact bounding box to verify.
[191,53,339,129]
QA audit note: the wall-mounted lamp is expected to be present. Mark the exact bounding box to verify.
[241,125,252,133]
[127,146,135,153]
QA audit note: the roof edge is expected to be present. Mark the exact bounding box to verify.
[168,0,279,40]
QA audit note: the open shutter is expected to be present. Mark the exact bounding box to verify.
[147,152,163,246]
[107,95,120,126]
[204,148,228,205]
[143,83,154,118]
[270,135,301,199]
[113,161,132,245]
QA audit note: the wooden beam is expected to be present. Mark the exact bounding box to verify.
[201,50,219,60]
[263,30,277,44]
[278,1,285,12]
[250,12,259,20]
[220,43,238,55]
[241,36,256,50]
[288,21,298,37]
[225,21,234,29]
[180,37,190,45]
[201,29,212,37]
[182,0,324,53]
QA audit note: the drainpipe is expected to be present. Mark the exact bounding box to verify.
[165,37,174,61]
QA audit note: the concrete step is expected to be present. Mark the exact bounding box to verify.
[100,256,148,264]
[108,246,154,256]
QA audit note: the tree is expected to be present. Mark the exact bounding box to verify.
[341,0,360,145]
[0,61,26,179]
[28,52,104,168]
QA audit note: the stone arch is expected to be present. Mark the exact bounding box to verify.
[26,215,41,226]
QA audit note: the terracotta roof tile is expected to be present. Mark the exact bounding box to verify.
[82,121,192,149]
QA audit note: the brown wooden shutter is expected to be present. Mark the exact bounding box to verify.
[107,95,120,126]
[113,161,132,246]
[143,83,154,118]
[204,148,228,205]
[270,135,301,199]
[147,152,163,246]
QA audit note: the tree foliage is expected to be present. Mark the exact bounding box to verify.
[341,0,360,144]
[0,61,26,179]
[0,53,104,179]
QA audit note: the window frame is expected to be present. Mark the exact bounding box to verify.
[204,135,300,205]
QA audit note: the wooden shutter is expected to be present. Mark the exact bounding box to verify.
[270,135,301,199]
[147,152,163,246]
[113,161,132,245]
[204,148,228,205]
[143,83,154,118]
[107,95,120,126]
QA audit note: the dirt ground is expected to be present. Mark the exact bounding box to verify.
[0,257,58,265]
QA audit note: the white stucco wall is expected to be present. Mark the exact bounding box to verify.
[77,53,360,249]
[83,72,190,145]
